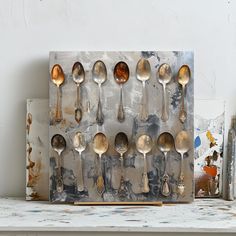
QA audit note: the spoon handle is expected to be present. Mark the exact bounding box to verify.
[179,85,187,123]
[118,155,126,200]
[140,81,148,121]
[56,154,63,192]
[117,85,125,122]
[178,153,185,195]
[77,152,84,192]
[161,84,169,122]
[142,154,150,193]
[96,154,105,195]
[96,84,104,126]
[55,85,62,122]
[161,152,170,196]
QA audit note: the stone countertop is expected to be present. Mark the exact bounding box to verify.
[0,198,235,233]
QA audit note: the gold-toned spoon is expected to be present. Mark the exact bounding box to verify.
[136,58,151,121]
[177,65,191,123]
[157,132,174,196]
[73,132,86,192]
[72,62,85,124]
[92,60,107,126]
[157,63,172,122]
[114,61,129,122]
[136,134,153,193]
[92,132,109,195]
[175,130,191,195]
[51,64,65,122]
[51,134,66,192]
[114,132,129,200]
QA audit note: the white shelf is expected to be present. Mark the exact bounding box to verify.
[0,198,235,233]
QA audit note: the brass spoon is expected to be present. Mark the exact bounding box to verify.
[136,58,151,121]
[51,134,66,192]
[73,132,86,192]
[92,60,107,126]
[92,132,109,194]
[157,132,174,196]
[175,130,191,195]
[157,63,172,122]
[72,62,85,124]
[114,61,129,122]
[51,64,65,122]
[114,132,129,199]
[177,65,191,123]
[136,134,153,193]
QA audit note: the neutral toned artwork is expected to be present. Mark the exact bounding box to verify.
[194,99,225,197]
[26,99,49,200]
[49,51,194,203]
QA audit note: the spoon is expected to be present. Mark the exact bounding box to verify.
[136,58,151,121]
[177,65,191,123]
[73,132,86,192]
[114,61,129,122]
[92,132,109,194]
[92,60,107,126]
[157,63,172,122]
[114,132,129,199]
[51,64,65,122]
[175,130,191,195]
[157,132,174,196]
[136,134,153,193]
[72,62,85,124]
[51,134,66,192]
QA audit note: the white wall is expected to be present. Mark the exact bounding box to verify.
[0,0,235,197]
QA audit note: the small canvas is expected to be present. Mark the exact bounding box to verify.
[26,99,49,200]
[194,99,225,197]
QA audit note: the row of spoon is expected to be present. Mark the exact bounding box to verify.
[51,130,191,198]
[51,60,190,125]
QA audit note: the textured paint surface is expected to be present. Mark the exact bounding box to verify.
[0,198,235,233]
[49,51,194,203]
[26,99,49,200]
[194,100,225,197]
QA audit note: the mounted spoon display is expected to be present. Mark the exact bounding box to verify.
[72,62,85,123]
[177,65,191,123]
[114,132,129,200]
[175,130,191,195]
[136,58,151,121]
[51,134,66,192]
[73,132,86,192]
[157,132,174,196]
[114,61,129,122]
[92,60,107,125]
[136,134,153,193]
[157,63,172,122]
[92,132,109,195]
[51,64,65,122]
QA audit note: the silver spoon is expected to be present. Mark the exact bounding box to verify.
[92,132,109,194]
[175,130,191,195]
[114,61,129,122]
[157,132,174,196]
[72,62,85,124]
[136,58,151,121]
[92,60,107,126]
[73,132,86,192]
[136,134,153,193]
[177,65,191,123]
[51,134,66,193]
[114,132,129,199]
[157,63,172,122]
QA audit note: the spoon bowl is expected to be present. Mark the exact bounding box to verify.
[51,134,66,192]
[136,59,151,121]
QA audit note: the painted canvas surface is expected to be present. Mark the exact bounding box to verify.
[194,99,225,197]
[49,51,194,203]
[26,99,49,200]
